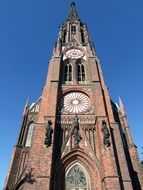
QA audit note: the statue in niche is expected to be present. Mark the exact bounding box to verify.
[44,120,53,147]
[101,121,110,147]
[72,115,81,148]
[72,114,79,128]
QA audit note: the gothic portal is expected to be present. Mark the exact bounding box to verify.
[4,2,143,190]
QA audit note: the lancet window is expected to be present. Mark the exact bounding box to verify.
[81,29,85,43]
[25,123,34,147]
[63,29,67,43]
[71,25,76,34]
[65,164,89,190]
[64,61,72,83]
[77,62,85,83]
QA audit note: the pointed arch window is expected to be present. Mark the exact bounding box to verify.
[81,29,85,43]
[65,164,90,190]
[77,62,85,83]
[71,25,76,34]
[64,62,72,83]
[63,29,67,43]
[25,123,34,147]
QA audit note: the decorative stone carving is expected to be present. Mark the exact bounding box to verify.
[58,116,96,125]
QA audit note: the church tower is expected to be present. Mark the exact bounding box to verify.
[4,2,143,190]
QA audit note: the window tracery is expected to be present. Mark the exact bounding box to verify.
[64,61,72,83]
[66,164,89,190]
[71,25,76,34]
[77,62,85,83]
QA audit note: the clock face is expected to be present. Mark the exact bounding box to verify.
[62,92,91,114]
[65,49,84,59]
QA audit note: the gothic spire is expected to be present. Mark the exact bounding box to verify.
[67,2,80,21]
[23,97,30,116]
[119,96,124,108]
[119,96,126,115]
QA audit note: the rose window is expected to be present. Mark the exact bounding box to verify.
[63,92,91,114]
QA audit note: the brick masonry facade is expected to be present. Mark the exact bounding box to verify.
[4,3,143,190]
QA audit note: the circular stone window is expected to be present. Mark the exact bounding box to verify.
[63,92,91,114]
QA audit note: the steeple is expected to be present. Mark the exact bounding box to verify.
[119,96,126,115]
[67,2,80,21]
[56,1,93,54]
[23,97,30,116]
[119,96,124,108]
[4,2,143,190]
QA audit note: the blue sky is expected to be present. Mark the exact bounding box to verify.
[0,0,143,188]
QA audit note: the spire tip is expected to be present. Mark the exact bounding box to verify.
[23,97,30,115]
[68,1,79,21]
[119,96,124,108]
[118,96,126,115]
[71,1,75,7]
